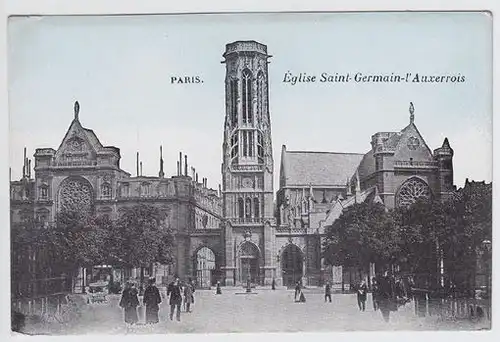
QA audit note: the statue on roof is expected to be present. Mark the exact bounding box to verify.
[74,101,80,121]
[409,102,415,124]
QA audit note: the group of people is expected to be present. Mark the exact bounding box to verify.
[118,276,196,326]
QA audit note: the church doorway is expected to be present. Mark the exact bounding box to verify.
[239,242,260,284]
[281,244,304,287]
[194,247,216,289]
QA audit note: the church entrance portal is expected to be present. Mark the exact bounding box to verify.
[239,242,260,284]
[194,247,216,289]
[281,244,304,287]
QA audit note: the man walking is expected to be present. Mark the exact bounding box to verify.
[167,276,183,321]
[325,281,332,303]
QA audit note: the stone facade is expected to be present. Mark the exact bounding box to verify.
[11,41,457,292]
[10,106,224,290]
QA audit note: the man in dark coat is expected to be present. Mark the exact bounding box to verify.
[325,281,332,303]
[372,277,379,311]
[357,280,368,311]
[143,277,162,324]
[167,276,183,321]
[119,282,140,325]
[377,272,396,322]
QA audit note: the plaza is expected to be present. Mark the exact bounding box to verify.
[19,289,488,335]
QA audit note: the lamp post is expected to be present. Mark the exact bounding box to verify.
[246,261,252,293]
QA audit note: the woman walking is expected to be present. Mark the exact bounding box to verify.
[119,282,140,326]
[143,277,162,324]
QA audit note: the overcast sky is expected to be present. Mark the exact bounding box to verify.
[8,12,492,190]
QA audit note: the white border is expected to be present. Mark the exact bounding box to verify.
[1,1,497,342]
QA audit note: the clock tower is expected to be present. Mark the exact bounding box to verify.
[221,41,276,286]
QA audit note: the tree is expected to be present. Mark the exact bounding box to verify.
[323,202,399,274]
[112,204,175,286]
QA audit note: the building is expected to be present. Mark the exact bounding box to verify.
[10,103,224,294]
[11,40,459,294]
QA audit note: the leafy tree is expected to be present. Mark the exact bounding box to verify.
[112,204,175,285]
[323,202,399,274]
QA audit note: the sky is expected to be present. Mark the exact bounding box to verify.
[8,12,492,191]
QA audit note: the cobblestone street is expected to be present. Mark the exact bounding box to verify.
[19,289,489,335]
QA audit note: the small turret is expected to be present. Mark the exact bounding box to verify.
[434,137,454,197]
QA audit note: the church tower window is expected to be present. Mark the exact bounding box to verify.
[101,183,111,198]
[396,177,431,207]
[257,72,264,122]
[242,69,253,125]
[39,185,48,200]
[243,131,248,157]
[230,79,238,126]
[238,198,244,218]
[254,198,260,218]
[257,132,264,161]
[248,131,254,157]
[231,132,239,159]
[245,197,252,218]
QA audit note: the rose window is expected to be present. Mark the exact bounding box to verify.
[397,177,431,207]
[58,177,94,214]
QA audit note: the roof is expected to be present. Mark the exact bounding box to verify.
[282,150,364,187]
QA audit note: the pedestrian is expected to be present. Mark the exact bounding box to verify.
[188,278,195,304]
[371,277,379,311]
[357,280,368,311]
[216,281,222,295]
[294,280,301,302]
[325,281,332,303]
[167,276,183,321]
[143,277,161,324]
[184,280,194,313]
[119,281,140,326]
[271,278,276,290]
[377,272,396,322]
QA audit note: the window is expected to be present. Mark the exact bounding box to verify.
[243,131,248,157]
[231,132,239,159]
[39,186,48,200]
[238,198,244,218]
[101,183,111,198]
[257,131,264,160]
[245,198,252,218]
[254,198,260,218]
[397,177,431,207]
[242,69,252,124]
[257,72,264,121]
[248,131,254,157]
[121,183,130,197]
[230,79,238,126]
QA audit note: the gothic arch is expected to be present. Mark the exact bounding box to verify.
[280,243,305,287]
[396,176,432,208]
[57,176,94,214]
[237,240,261,284]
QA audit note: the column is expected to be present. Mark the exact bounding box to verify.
[221,221,235,286]
[262,221,276,286]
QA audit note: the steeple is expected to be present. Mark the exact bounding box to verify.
[159,145,164,178]
[74,101,80,121]
[409,102,415,124]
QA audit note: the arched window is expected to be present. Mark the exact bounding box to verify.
[254,198,260,218]
[238,198,244,218]
[242,69,252,124]
[397,177,431,207]
[245,198,252,218]
[101,183,111,198]
[39,185,48,200]
[243,131,248,157]
[230,79,238,126]
[257,72,264,122]
[231,132,239,159]
[257,131,264,161]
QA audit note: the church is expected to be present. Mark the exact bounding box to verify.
[10,40,455,293]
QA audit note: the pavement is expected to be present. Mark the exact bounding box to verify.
[17,288,490,335]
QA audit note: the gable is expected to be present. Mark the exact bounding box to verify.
[392,123,434,162]
[54,119,101,163]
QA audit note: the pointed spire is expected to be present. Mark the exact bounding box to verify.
[136,152,139,177]
[74,101,80,121]
[140,161,143,177]
[442,137,450,148]
[409,102,415,124]
[159,145,164,178]
[22,147,27,178]
[184,155,188,176]
[179,152,182,176]
[28,160,31,178]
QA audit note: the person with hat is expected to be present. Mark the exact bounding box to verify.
[119,281,140,326]
[143,277,162,324]
[167,276,183,321]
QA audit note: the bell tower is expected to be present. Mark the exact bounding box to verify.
[221,41,276,286]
